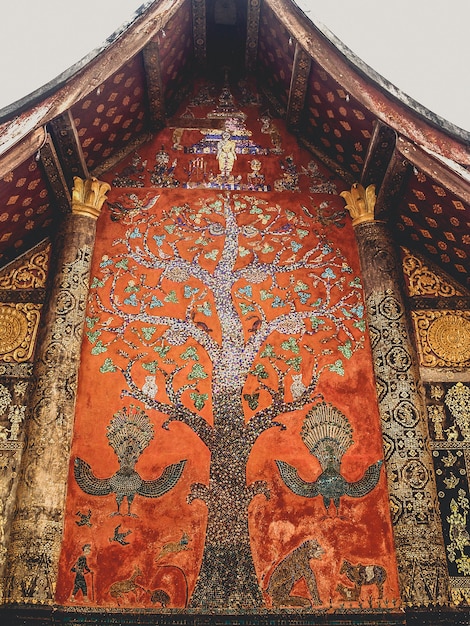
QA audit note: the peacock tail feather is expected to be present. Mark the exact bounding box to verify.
[106,405,154,465]
[301,402,354,470]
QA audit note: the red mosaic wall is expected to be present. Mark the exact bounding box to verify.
[56,81,399,612]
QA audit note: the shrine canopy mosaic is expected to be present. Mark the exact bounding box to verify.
[57,80,399,612]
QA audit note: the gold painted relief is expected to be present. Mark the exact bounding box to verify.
[412,310,470,368]
[0,303,41,362]
[402,249,464,298]
[0,241,50,290]
[445,383,470,441]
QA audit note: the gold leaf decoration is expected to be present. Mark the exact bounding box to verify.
[411,310,470,367]
[0,303,41,362]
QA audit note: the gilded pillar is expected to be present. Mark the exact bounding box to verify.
[3,177,109,604]
[341,184,449,606]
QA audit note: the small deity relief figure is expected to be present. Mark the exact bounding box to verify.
[112,153,147,188]
[430,384,445,401]
[70,544,92,602]
[290,374,306,401]
[246,159,266,190]
[428,404,445,440]
[443,472,460,490]
[445,424,460,441]
[172,128,184,151]
[8,405,25,441]
[142,376,158,407]
[445,382,470,441]
[274,155,300,192]
[150,147,179,188]
[260,114,283,154]
[301,160,337,194]
[216,131,237,179]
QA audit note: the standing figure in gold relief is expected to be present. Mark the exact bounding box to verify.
[216,131,237,179]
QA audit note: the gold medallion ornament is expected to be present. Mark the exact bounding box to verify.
[0,303,41,362]
[428,315,470,363]
[411,310,470,368]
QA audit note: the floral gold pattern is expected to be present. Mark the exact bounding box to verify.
[412,310,470,367]
[0,303,41,362]
[401,248,463,297]
[0,242,50,290]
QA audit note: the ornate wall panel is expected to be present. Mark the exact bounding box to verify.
[304,66,375,179]
[425,382,470,606]
[3,180,108,604]
[349,219,449,607]
[0,240,50,599]
[396,167,470,290]
[55,82,400,616]
[401,245,470,608]
[411,310,470,369]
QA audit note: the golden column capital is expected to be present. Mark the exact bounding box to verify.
[71,176,111,219]
[340,183,376,226]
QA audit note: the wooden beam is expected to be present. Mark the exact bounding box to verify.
[396,136,470,205]
[91,131,151,178]
[361,121,396,190]
[192,0,207,65]
[0,127,45,179]
[286,43,311,129]
[142,41,166,132]
[39,135,72,215]
[48,109,89,191]
[375,148,411,221]
[298,136,355,185]
[245,0,261,72]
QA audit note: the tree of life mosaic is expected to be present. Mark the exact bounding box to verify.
[56,84,399,612]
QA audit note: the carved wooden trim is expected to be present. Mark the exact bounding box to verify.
[361,121,396,190]
[286,44,311,129]
[48,109,89,189]
[39,135,71,214]
[245,0,261,72]
[192,0,206,64]
[142,41,166,131]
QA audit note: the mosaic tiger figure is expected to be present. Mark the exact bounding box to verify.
[266,539,324,607]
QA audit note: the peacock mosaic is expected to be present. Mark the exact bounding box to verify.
[56,81,399,612]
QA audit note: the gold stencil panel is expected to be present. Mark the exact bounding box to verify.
[0,303,41,362]
[0,241,50,290]
[412,310,470,367]
[402,248,464,297]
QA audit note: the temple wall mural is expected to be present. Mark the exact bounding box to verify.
[402,249,470,606]
[54,82,401,612]
[0,241,51,599]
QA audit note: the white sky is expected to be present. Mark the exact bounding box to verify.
[0,0,469,131]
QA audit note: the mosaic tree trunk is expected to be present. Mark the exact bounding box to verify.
[82,192,366,607]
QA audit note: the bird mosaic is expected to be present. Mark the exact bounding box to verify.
[276,402,383,515]
[74,405,186,516]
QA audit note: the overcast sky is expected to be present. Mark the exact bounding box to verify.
[0,0,468,131]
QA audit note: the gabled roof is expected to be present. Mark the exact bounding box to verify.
[0,0,468,286]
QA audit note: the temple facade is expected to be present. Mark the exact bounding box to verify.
[0,1,468,624]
